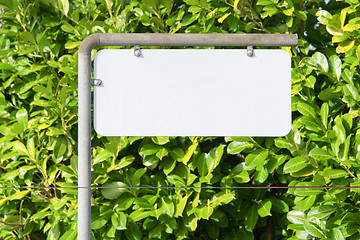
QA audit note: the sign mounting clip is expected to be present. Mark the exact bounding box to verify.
[91,79,102,86]
[134,45,142,57]
[247,46,254,57]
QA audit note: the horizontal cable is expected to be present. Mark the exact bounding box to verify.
[0,186,359,189]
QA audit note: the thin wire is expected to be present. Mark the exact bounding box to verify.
[0,186,360,189]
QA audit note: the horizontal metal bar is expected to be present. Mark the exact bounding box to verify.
[79,33,298,54]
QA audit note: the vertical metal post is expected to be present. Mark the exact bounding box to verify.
[78,52,91,239]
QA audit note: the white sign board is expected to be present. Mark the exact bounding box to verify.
[93,49,291,136]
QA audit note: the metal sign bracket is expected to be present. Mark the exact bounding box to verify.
[78,33,298,240]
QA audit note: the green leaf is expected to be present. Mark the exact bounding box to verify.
[227,141,254,154]
[112,212,127,230]
[244,204,258,231]
[304,221,327,238]
[139,143,162,156]
[59,229,77,240]
[233,170,250,183]
[332,228,345,240]
[328,55,342,80]
[65,41,82,49]
[218,12,231,23]
[318,88,341,101]
[8,190,31,200]
[283,156,307,173]
[13,141,28,156]
[258,199,272,217]
[183,139,198,165]
[336,40,354,53]
[170,148,185,162]
[161,197,175,217]
[257,0,274,5]
[270,196,289,213]
[117,155,135,169]
[162,157,176,175]
[309,148,333,160]
[207,144,225,174]
[307,205,336,219]
[187,214,198,231]
[16,108,28,129]
[297,195,316,211]
[334,116,346,143]
[196,153,207,177]
[101,182,129,199]
[320,103,329,128]
[312,52,329,72]
[297,101,317,119]
[343,17,360,31]
[151,136,169,145]
[20,32,36,44]
[175,195,189,217]
[316,10,332,25]
[197,203,213,220]
[287,210,306,224]
[60,0,69,16]
[254,166,268,183]
[93,149,112,165]
[115,194,135,210]
[293,183,324,196]
[53,136,68,163]
[124,221,142,240]
[245,149,268,170]
[129,210,151,222]
[274,138,293,150]
[210,192,235,206]
[322,168,348,179]
[297,116,323,132]
[343,84,360,101]
[262,6,279,18]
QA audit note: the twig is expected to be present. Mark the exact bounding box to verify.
[240,14,271,34]
[43,54,61,82]
[36,192,51,204]
[0,219,23,226]
[36,19,44,30]
[19,200,24,231]
[266,217,273,240]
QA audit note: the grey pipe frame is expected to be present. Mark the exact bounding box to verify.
[77,33,298,240]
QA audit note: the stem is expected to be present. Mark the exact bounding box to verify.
[36,192,51,204]
[19,200,24,231]
[341,164,358,181]
[0,220,23,226]
[42,54,61,82]
[241,14,271,34]
[266,216,273,240]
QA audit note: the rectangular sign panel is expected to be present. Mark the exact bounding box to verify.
[93,49,291,136]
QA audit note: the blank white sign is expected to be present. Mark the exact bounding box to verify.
[94,49,291,136]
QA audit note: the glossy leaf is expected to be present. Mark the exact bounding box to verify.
[283,156,308,173]
[101,182,129,199]
[244,204,258,231]
[258,199,272,217]
[245,149,268,170]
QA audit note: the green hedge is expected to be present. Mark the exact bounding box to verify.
[0,0,360,239]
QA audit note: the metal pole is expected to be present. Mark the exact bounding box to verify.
[78,51,92,240]
[77,33,297,240]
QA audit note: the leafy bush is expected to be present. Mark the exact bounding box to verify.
[0,0,359,239]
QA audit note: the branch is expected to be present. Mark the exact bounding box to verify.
[0,220,23,226]
[19,200,24,231]
[240,14,271,34]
